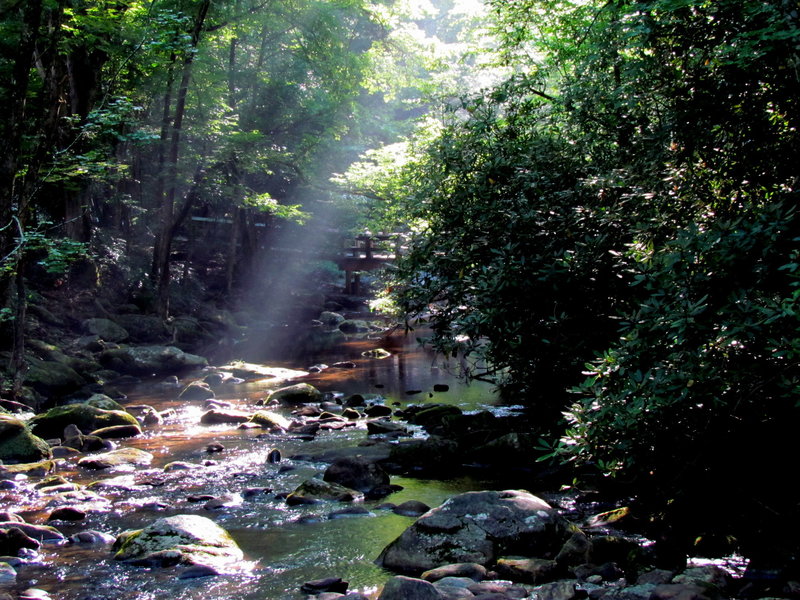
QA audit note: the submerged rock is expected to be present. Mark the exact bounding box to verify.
[376,490,572,575]
[286,478,364,505]
[112,514,243,569]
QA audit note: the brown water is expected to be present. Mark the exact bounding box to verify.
[2,329,516,600]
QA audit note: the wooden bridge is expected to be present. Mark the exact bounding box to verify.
[336,233,402,295]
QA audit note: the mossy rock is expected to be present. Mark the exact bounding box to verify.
[267,383,323,405]
[338,319,370,334]
[78,447,153,470]
[111,314,170,343]
[24,356,86,396]
[286,478,364,505]
[112,514,244,569]
[0,415,52,463]
[0,460,56,478]
[99,345,207,376]
[178,382,214,401]
[248,410,291,430]
[29,403,138,439]
[84,394,126,412]
[82,318,129,342]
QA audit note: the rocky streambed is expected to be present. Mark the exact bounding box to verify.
[0,330,779,600]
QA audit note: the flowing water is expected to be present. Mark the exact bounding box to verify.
[3,328,516,600]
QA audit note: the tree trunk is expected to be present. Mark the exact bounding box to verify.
[154,0,211,318]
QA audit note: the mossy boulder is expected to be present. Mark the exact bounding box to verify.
[82,318,129,342]
[24,357,86,396]
[29,403,139,439]
[286,478,364,505]
[84,394,126,412]
[179,382,214,400]
[112,514,244,569]
[267,383,323,405]
[0,415,52,463]
[111,314,170,343]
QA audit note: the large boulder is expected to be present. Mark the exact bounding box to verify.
[112,514,244,569]
[376,490,573,575]
[267,383,323,405]
[111,314,170,343]
[82,318,129,342]
[286,478,364,505]
[0,415,52,463]
[99,345,207,376]
[24,357,86,396]
[29,403,139,439]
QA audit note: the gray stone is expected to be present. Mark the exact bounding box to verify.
[77,447,153,470]
[377,490,571,575]
[379,576,442,600]
[82,318,129,342]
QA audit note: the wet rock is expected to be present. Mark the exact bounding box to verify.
[343,394,366,408]
[249,410,291,430]
[0,563,16,584]
[206,443,225,453]
[0,415,51,463]
[432,576,476,599]
[203,494,241,510]
[323,457,390,495]
[242,487,272,499]
[268,383,323,405]
[29,403,139,439]
[378,576,442,600]
[200,409,252,425]
[51,446,81,458]
[467,581,528,598]
[301,577,349,594]
[164,461,202,471]
[433,384,450,392]
[18,589,51,600]
[99,345,207,376]
[266,448,281,463]
[331,361,357,369]
[385,437,459,473]
[672,566,727,588]
[48,507,86,522]
[178,564,221,579]
[0,522,64,542]
[0,460,56,478]
[365,405,393,418]
[113,514,244,569]
[636,569,675,586]
[84,394,127,412]
[494,557,559,584]
[650,584,714,600]
[0,512,23,523]
[286,478,364,505]
[89,424,142,439]
[377,490,572,575]
[68,530,115,545]
[556,531,591,568]
[366,420,408,436]
[342,408,362,420]
[532,581,581,600]
[393,500,431,517]
[407,404,463,430]
[110,314,170,343]
[362,348,391,359]
[421,563,487,583]
[77,447,153,470]
[141,408,163,426]
[179,381,215,401]
[0,527,40,555]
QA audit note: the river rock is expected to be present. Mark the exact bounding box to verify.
[377,490,572,574]
[249,410,291,430]
[84,394,126,411]
[393,500,431,517]
[179,382,214,400]
[29,403,139,439]
[0,562,16,584]
[200,409,252,425]
[89,424,142,439]
[319,311,345,327]
[111,314,170,343]
[268,383,323,405]
[78,447,153,470]
[0,460,56,478]
[0,415,52,463]
[365,404,393,418]
[495,557,559,584]
[69,530,116,545]
[0,522,64,542]
[113,514,244,569]
[286,478,364,505]
[378,576,442,600]
[301,577,349,594]
[323,457,390,494]
[0,527,40,555]
[339,319,369,334]
[47,507,86,522]
[82,318,129,342]
[421,563,487,583]
[99,345,207,376]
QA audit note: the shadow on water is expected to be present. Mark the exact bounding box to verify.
[2,328,512,600]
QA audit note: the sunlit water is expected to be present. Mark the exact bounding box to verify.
[3,329,510,600]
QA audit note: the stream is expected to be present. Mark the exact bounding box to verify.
[2,328,520,600]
